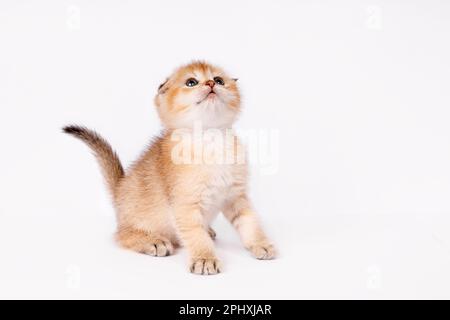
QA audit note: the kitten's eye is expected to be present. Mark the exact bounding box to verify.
[185,78,199,87]
[214,77,225,85]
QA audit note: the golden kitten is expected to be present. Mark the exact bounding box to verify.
[63,61,275,275]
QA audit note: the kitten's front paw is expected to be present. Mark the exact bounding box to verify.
[249,243,276,260]
[189,258,222,275]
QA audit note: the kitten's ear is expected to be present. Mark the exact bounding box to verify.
[232,78,238,82]
[158,78,169,94]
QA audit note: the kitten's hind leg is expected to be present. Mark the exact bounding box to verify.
[115,227,174,257]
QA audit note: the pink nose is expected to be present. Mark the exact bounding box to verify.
[205,80,215,88]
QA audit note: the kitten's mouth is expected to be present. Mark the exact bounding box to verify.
[197,90,217,104]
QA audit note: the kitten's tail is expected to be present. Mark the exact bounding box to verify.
[63,125,124,197]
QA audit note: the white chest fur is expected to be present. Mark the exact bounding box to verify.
[200,164,235,223]
[183,127,245,223]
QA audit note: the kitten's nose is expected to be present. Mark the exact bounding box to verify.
[205,80,215,88]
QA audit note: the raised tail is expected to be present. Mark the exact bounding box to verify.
[63,125,124,197]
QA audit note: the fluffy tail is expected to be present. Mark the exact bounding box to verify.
[63,125,124,197]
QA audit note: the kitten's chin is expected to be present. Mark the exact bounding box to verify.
[199,101,238,128]
[166,104,238,129]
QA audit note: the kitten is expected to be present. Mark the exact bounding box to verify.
[63,61,275,275]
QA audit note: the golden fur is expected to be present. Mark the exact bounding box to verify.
[64,61,275,275]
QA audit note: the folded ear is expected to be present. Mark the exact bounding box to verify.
[158,78,169,94]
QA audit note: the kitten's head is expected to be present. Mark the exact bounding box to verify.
[155,61,241,129]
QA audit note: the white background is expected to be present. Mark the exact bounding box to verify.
[1,0,450,299]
